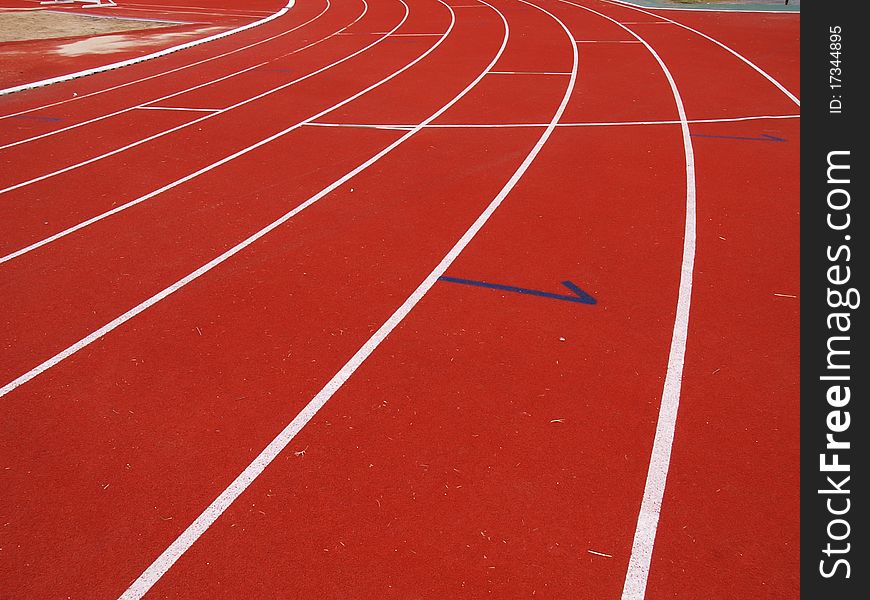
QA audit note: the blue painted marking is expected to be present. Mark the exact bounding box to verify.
[438,276,596,305]
[690,133,786,143]
[8,115,63,122]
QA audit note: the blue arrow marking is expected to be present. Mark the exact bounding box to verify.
[438,276,596,305]
[690,132,786,142]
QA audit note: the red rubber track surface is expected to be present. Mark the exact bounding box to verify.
[0,0,799,598]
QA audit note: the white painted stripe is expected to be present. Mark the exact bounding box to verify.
[118,0,577,596]
[0,57,267,150]
[0,0,441,395]
[0,0,331,121]
[558,1,697,598]
[0,1,413,265]
[134,106,221,112]
[304,113,799,129]
[605,0,800,106]
[0,2,385,194]
[338,32,442,36]
[0,0,336,149]
[575,39,642,43]
[488,70,571,75]
[0,1,298,96]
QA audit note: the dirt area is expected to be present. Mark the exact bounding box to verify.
[0,9,177,43]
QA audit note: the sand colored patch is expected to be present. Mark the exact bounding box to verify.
[0,9,178,43]
[54,25,224,55]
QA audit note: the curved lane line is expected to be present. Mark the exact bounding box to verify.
[0,1,415,265]
[556,1,697,597]
[0,0,448,397]
[0,1,376,186]
[0,0,340,148]
[0,0,332,121]
[0,1,298,97]
[117,0,579,595]
[604,0,800,106]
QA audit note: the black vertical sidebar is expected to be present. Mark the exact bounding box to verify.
[801,2,866,598]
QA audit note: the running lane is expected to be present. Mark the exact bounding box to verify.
[577,2,800,597]
[0,0,416,256]
[0,0,327,116]
[117,0,692,597]
[0,0,457,388]
[0,0,380,175]
[0,1,800,599]
[0,0,343,144]
[615,3,800,99]
[0,0,530,597]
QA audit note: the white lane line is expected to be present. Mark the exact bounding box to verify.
[0,0,456,395]
[488,70,571,75]
[304,113,799,129]
[0,0,332,121]
[0,1,382,195]
[338,31,442,35]
[558,1,697,598]
[0,1,299,96]
[135,106,221,112]
[604,0,800,106]
[575,39,641,43]
[0,0,338,150]
[118,0,576,596]
[0,2,413,266]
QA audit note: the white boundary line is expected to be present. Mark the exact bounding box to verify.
[575,39,640,43]
[557,1,696,598]
[117,0,578,595]
[0,1,297,96]
[0,1,392,195]
[0,0,412,265]
[0,0,338,150]
[604,0,800,106]
[304,113,799,129]
[0,0,461,399]
[488,70,571,74]
[134,106,221,112]
[0,0,333,120]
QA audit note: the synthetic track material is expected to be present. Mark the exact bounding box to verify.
[0,1,800,598]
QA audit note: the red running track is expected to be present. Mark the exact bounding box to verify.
[0,0,800,598]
